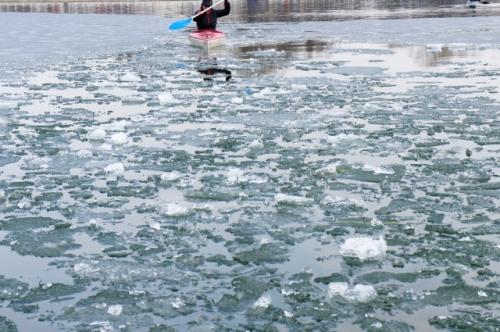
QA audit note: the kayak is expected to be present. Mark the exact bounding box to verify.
[189,30,226,50]
[467,0,489,8]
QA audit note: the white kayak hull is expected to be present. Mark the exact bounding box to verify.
[189,30,226,50]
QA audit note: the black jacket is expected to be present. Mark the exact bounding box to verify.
[193,0,230,30]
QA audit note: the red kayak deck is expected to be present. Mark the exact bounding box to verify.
[189,29,226,50]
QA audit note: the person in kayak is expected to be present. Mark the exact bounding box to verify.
[193,0,230,30]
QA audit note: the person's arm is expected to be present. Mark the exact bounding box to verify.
[193,10,202,22]
[215,0,230,17]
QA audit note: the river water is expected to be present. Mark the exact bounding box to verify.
[0,1,499,332]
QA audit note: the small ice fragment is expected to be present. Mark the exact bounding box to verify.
[0,101,17,110]
[459,237,471,242]
[260,237,272,244]
[77,149,92,158]
[340,237,387,261]
[275,193,313,205]
[284,310,294,318]
[291,84,307,90]
[371,322,383,328]
[158,93,177,105]
[345,284,377,302]
[100,143,113,151]
[150,222,161,231]
[88,128,106,140]
[231,97,244,104]
[0,189,5,199]
[226,168,244,184]
[104,162,125,175]
[253,295,271,309]
[477,290,487,297]
[121,72,141,82]
[110,132,128,145]
[328,282,349,297]
[248,139,263,148]
[171,297,185,309]
[74,262,98,274]
[107,304,123,316]
[160,171,182,182]
[361,164,394,175]
[370,218,383,226]
[162,203,190,217]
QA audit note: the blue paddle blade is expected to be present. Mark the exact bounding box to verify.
[169,17,193,30]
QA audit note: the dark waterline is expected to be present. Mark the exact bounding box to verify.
[1,0,500,22]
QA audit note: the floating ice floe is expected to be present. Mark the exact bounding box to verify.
[0,189,5,200]
[110,132,128,145]
[323,195,367,209]
[74,262,99,275]
[317,163,339,174]
[77,149,92,158]
[248,139,263,148]
[231,97,244,104]
[359,164,395,175]
[171,297,185,309]
[160,171,182,183]
[158,92,178,105]
[149,222,161,231]
[162,203,190,217]
[107,304,123,316]
[340,237,387,261]
[253,295,272,309]
[328,282,377,302]
[104,162,125,175]
[121,72,141,82]
[100,143,113,151]
[275,193,313,205]
[88,128,106,140]
[0,101,18,110]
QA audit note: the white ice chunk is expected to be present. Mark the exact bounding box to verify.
[253,295,271,309]
[360,164,395,175]
[150,222,161,231]
[231,97,244,104]
[88,128,106,140]
[160,171,182,182]
[104,162,125,175]
[275,193,313,205]
[107,304,123,316]
[100,143,113,151]
[477,290,488,297]
[226,168,244,185]
[158,93,177,105]
[284,310,294,318]
[340,237,387,261]
[0,189,5,200]
[121,72,141,82]
[162,203,190,217]
[0,101,17,110]
[77,149,92,158]
[323,195,367,209]
[345,284,377,302]
[110,132,128,145]
[171,297,185,309]
[74,262,99,274]
[327,282,349,297]
[328,283,377,302]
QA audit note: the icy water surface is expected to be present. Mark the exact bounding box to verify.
[1,12,500,332]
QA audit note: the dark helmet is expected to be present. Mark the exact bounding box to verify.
[202,0,213,6]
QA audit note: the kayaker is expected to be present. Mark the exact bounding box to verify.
[193,0,230,30]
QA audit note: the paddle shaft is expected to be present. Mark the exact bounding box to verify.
[192,0,225,19]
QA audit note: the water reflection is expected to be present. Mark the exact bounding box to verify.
[196,57,232,81]
[390,44,474,66]
[1,0,499,22]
